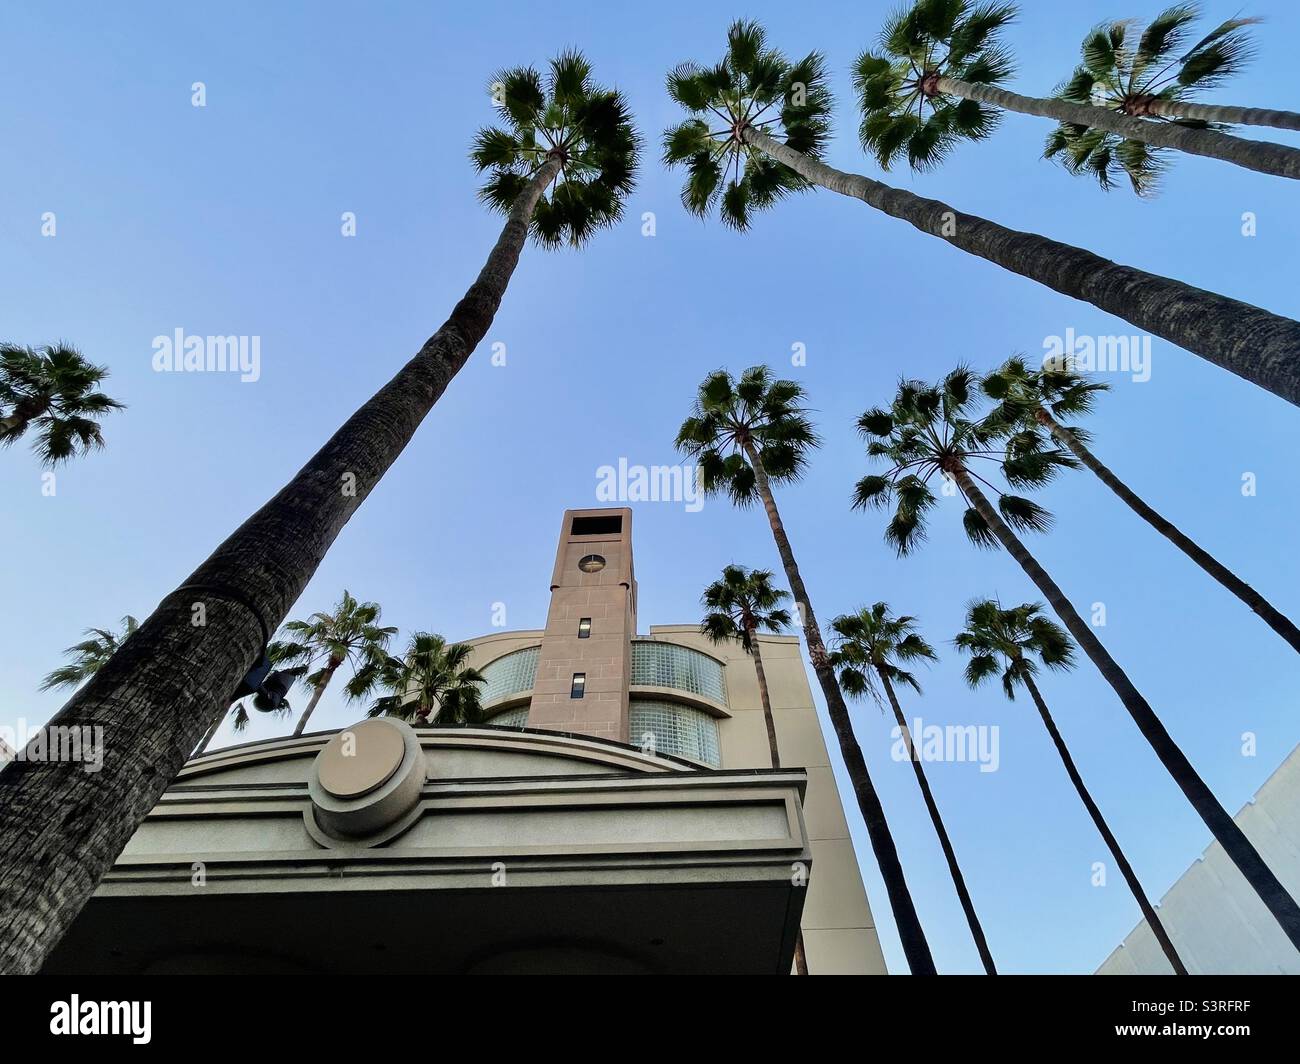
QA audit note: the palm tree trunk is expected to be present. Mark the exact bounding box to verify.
[934,77,1300,180]
[1038,409,1300,655]
[879,670,998,975]
[0,154,564,975]
[1143,97,1300,133]
[193,709,228,756]
[793,936,809,975]
[742,128,1300,409]
[292,661,338,737]
[748,623,810,974]
[748,628,781,769]
[951,464,1300,952]
[742,440,937,975]
[1021,673,1187,974]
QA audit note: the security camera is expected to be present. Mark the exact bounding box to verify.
[231,653,307,712]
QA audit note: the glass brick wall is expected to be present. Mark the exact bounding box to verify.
[630,641,727,704]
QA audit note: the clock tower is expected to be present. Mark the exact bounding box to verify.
[525,507,636,743]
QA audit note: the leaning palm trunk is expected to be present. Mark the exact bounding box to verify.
[932,77,1300,180]
[749,631,781,769]
[743,441,937,975]
[1021,673,1187,974]
[951,464,1300,952]
[749,627,810,974]
[292,661,339,737]
[743,129,1300,409]
[0,155,563,975]
[1141,97,1300,133]
[194,712,226,756]
[1037,409,1300,655]
[880,671,997,975]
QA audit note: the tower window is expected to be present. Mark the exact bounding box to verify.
[571,673,586,698]
[578,618,591,639]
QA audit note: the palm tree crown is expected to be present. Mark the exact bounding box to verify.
[829,603,938,706]
[675,365,818,504]
[982,354,1107,432]
[662,19,832,229]
[1045,7,1257,194]
[852,367,1076,554]
[954,599,1076,699]
[40,615,139,691]
[368,633,486,725]
[0,343,124,466]
[472,51,639,248]
[269,591,396,704]
[853,0,1016,171]
[700,564,792,651]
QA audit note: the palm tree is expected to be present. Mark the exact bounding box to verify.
[954,598,1188,974]
[830,603,998,976]
[851,1,1300,191]
[698,563,809,975]
[39,616,139,691]
[0,53,638,974]
[700,565,792,768]
[0,343,124,466]
[367,633,486,725]
[985,355,1300,655]
[853,368,1300,951]
[676,365,938,975]
[662,20,1300,408]
[268,590,397,737]
[1047,8,1300,193]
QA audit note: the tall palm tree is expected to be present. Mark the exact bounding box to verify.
[39,616,139,692]
[1047,7,1300,193]
[676,365,938,975]
[954,598,1188,974]
[663,20,1300,407]
[699,563,809,975]
[0,343,124,466]
[700,565,792,768]
[851,1,1300,191]
[853,368,1300,951]
[830,603,998,976]
[985,355,1300,654]
[367,633,486,725]
[0,53,638,974]
[269,590,397,737]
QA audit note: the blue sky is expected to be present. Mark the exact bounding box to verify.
[2,0,1298,974]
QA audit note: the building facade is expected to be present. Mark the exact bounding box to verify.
[47,508,885,974]
[1096,743,1300,975]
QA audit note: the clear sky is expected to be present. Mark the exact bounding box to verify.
[2,0,1297,974]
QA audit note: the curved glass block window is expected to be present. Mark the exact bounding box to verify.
[628,699,720,767]
[631,641,727,705]
[486,705,530,728]
[480,646,540,704]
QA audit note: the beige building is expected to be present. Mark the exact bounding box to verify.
[47,508,885,974]
[1097,743,1300,975]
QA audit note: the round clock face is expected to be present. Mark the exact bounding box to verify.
[577,554,606,574]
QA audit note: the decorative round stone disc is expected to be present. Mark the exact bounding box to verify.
[317,719,405,799]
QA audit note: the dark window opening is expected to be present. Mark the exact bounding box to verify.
[570,673,586,698]
[571,515,622,536]
[578,618,592,639]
